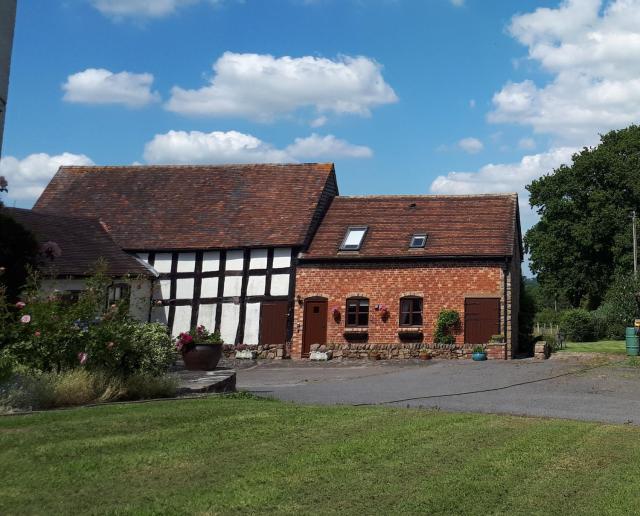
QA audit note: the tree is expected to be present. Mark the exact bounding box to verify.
[0,179,39,300]
[525,125,640,309]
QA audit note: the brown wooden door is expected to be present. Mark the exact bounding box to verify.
[259,301,289,345]
[464,298,500,344]
[302,299,327,357]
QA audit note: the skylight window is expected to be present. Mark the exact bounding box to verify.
[409,233,427,248]
[340,226,368,251]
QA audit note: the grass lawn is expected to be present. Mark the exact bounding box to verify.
[3,396,640,515]
[558,340,626,354]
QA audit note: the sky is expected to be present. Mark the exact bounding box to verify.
[3,0,640,274]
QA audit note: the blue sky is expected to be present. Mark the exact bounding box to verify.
[4,0,640,266]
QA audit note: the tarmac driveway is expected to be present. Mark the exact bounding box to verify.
[235,355,640,425]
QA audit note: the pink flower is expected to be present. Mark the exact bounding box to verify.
[34,331,41,337]
[15,301,26,309]
[155,300,163,306]
[20,315,31,324]
[107,341,115,350]
[78,352,88,365]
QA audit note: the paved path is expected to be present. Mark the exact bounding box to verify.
[236,355,640,425]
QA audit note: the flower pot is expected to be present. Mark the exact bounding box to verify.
[418,352,431,360]
[182,344,223,370]
[472,352,487,361]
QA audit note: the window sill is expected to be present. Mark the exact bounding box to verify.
[398,327,423,333]
[344,327,369,334]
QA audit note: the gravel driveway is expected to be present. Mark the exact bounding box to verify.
[236,355,640,425]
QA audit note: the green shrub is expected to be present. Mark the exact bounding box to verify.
[120,374,178,400]
[434,310,460,344]
[560,309,594,342]
[534,307,563,326]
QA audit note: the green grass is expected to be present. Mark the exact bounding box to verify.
[558,340,626,354]
[2,397,640,515]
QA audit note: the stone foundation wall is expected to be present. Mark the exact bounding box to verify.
[306,342,507,360]
[223,344,288,360]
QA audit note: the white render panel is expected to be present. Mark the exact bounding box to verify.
[201,277,219,298]
[249,249,268,269]
[175,278,194,299]
[173,305,192,336]
[273,248,292,268]
[197,303,217,332]
[223,276,242,297]
[270,274,290,296]
[177,252,196,272]
[226,250,244,271]
[136,253,149,264]
[154,279,171,299]
[151,305,169,325]
[202,251,220,272]
[243,302,261,345]
[154,253,172,273]
[247,275,266,296]
[220,303,240,344]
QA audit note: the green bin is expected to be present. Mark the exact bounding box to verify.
[625,327,639,356]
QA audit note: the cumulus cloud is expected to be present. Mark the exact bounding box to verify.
[457,137,483,154]
[63,68,160,107]
[143,130,372,164]
[489,0,640,143]
[90,0,223,19]
[518,137,536,150]
[0,152,94,206]
[165,52,398,121]
[286,134,373,159]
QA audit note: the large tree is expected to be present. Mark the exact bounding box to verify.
[526,125,640,309]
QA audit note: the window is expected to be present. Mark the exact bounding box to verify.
[400,297,423,326]
[346,298,369,326]
[340,226,368,251]
[409,233,427,248]
[107,283,130,304]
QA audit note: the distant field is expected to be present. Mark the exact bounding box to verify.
[558,340,626,355]
[3,396,640,514]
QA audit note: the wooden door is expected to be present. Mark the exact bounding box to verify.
[464,298,500,344]
[302,299,327,357]
[259,301,289,345]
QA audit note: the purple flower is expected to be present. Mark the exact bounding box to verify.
[78,352,88,365]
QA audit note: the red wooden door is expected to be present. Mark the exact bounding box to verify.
[464,298,500,344]
[259,301,289,345]
[302,299,327,357]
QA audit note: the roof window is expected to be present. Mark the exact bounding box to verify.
[409,233,427,248]
[340,226,368,251]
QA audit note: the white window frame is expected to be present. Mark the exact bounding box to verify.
[340,226,368,251]
[409,233,427,248]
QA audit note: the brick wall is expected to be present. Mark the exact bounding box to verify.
[292,261,516,358]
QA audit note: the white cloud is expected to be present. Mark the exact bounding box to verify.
[165,52,398,121]
[518,137,536,150]
[429,147,576,228]
[90,0,224,19]
[489,0,640,143]
[63,68,160,107]
[286,134,372,159]
[0,152,94,207]
[310,115,328,128]
[143,130,372,164]
[457,137,483,154]
[450,0,464,6]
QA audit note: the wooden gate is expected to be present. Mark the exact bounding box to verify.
[464,298,500,344]
[302,298,327,357]
[259,301,289,345]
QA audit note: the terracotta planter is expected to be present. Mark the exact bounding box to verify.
[182,344,223,371]
[418,352,432,360]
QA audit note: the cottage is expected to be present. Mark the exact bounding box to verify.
[33,164,338,350]
[292,194,522,359]
[6,208,155,320]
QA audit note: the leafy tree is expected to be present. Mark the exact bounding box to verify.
[526,125,640,308]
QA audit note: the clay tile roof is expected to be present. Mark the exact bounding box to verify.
[33,163,337,251]
[303,194,520,259]
[4,208,153,277]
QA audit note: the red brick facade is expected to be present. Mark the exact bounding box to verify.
[292,260,519,359]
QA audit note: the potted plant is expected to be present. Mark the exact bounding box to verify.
[176,325,224,370]
[472,345,487,361]
[418,349,432,360]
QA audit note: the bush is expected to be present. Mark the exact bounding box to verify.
[434,310,460,344]
[0,210,39,301]
[590,274,640,340]
[0,370,178,412]
[560,309,594,342]
[534,307,563,326]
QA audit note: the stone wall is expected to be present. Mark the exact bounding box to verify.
[292,261,517,359]
[223,343,287,360]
